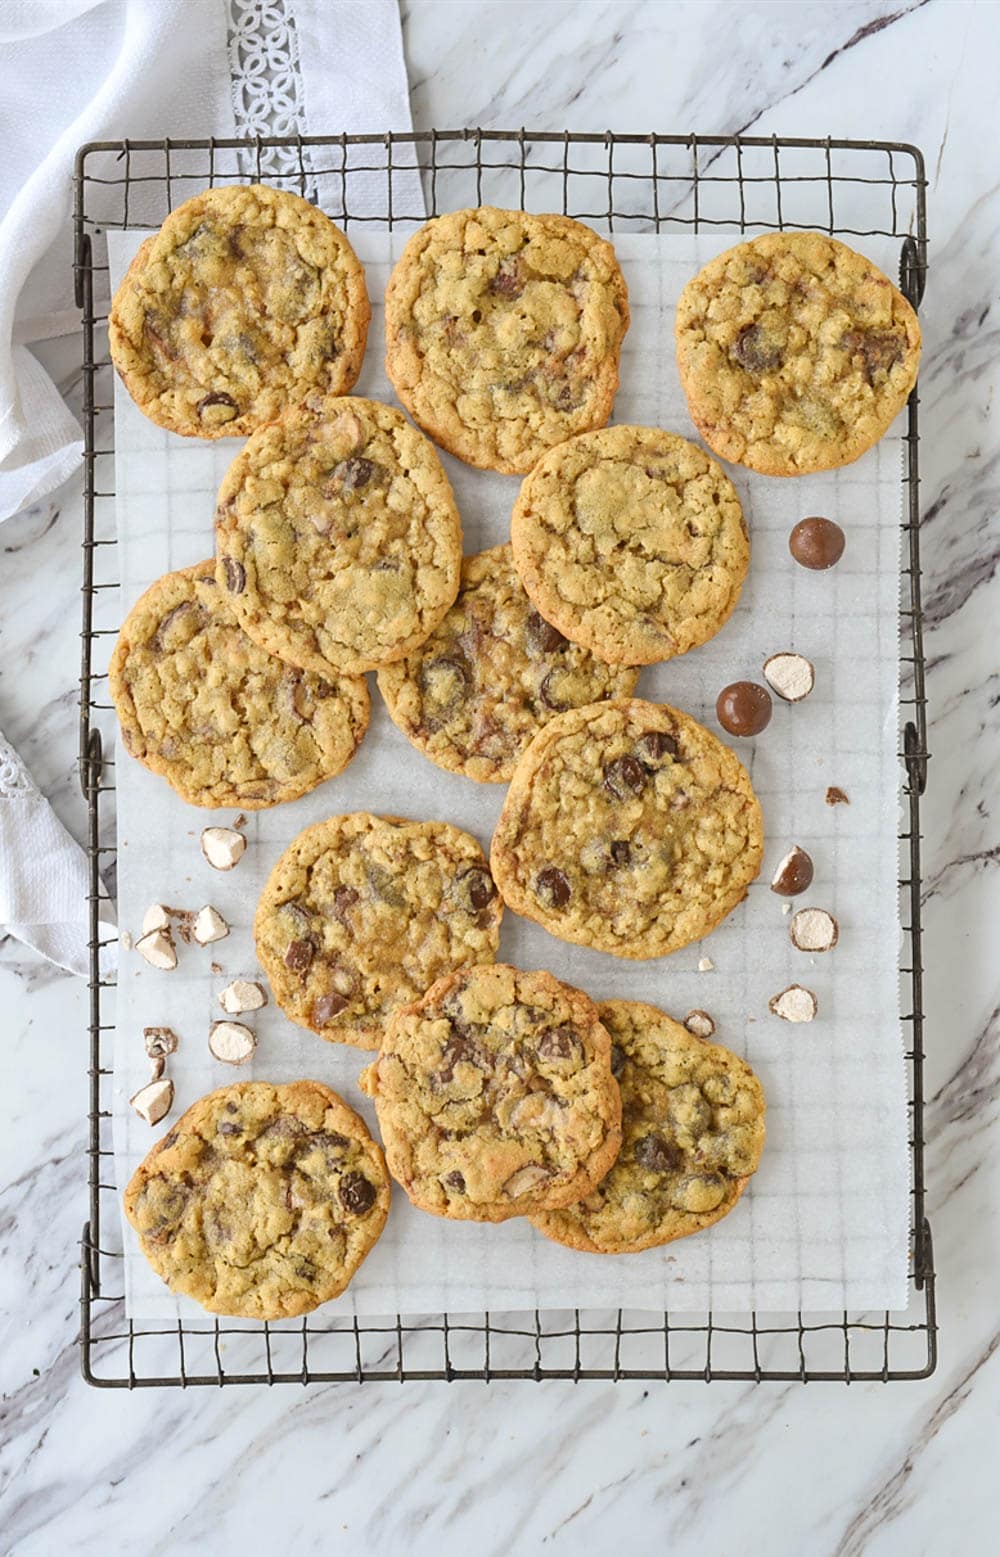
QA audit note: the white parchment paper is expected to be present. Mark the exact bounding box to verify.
[110,229,909,1319]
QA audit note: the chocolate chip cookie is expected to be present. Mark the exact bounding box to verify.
[358,963,622,1221]
[531,1000,765,1253]
[510,426,749,665]
[109,184,370,438]
[124,1080,390,1319]
[490,698,763,958]
[384,207,630,474]
[675,231,921,476]
[214,395,463,677]
[109,561,369,808]
[376,544,638,782]
[254,813,503,1049]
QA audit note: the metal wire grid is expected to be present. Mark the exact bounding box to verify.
[73,130,936,1386]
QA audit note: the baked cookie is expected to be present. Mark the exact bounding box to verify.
[510,426,749,666]
[109,561,369,808]
[215,396,463,677]
[384,207,630,473]
[109,184,370,439]
[675,231,921,476]
[490,698,763,959]
[254,813,503,1049]
[124,1080,390,1319]
[376,544,639,782]
[358,963,622,1221]
[531,1000,765,1254]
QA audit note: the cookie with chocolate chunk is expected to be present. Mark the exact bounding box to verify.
[254,813,503,1049]
[531,1000,765,1253]
[109,184,370,438]
[124,1080,390,1319]
[675,231,921,476]
[385,207,630,473]
[377,544,638,782]
[359,963,622,1221]
[511,426,749,665]
[215,395,463,677]
[490,698,763,958]
[109,560,369,808]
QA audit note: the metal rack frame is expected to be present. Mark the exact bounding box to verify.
[73,130,936,1386]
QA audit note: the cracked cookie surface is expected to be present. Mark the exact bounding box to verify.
[377,544,638,781]
[109,184,370,438]
[490,698,763,958]
[109,561,369,808]
[359,963,622,1221]
[215,395,463,676]
[384,207,630,473]
[255,813,503,1049]
[531,1000,765,1253]
[675,231,921,476]
[124,1081,390,1319]
[510,426,748,665]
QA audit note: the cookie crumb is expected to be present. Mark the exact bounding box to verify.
[826,785,849,805]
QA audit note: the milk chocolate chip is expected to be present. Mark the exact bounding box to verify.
[789,517,845,570]
[312,991,348,1024]
[525,610,566,654]
[716,681,772,737]
[221,556,245,594]
[339,1172,376,1216]
[732,323,782,374]
[604,754,646,799]
[535,866,571,908]
[284,937,315,972]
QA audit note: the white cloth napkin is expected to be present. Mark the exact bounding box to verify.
[0,0,416,971]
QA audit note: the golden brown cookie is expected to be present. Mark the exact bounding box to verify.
[490,698,763,959]
[359,963,622,1222]
[376,543,638,781]
[214,395,463,677]
[109,184,370,438]
[531,1001,765,1253]
[510,426,749,665]
[384,207,630,473]
[109,561,369,808]
[124,1080,390,1319]
[675,231,921,476]
[254,813,503,1049]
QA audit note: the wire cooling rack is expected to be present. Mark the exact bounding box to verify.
[74,131,936,1386]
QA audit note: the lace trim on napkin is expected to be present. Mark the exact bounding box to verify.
[227,0,315,183]
[0,733,39,800]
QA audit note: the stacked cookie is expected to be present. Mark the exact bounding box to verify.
[113,190,919,1319]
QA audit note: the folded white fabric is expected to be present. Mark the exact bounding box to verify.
[0,729,104,976]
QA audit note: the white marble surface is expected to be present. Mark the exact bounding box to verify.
[1,1,997,1551]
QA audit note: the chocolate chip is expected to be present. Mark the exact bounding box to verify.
[217,1121,241,1136]
[438,1032,473,1082]
[221,556,245,594]
[732,323,782,374]
[196,391,239,419]
[608,840,632,869]
[489,257,523,297]
[339,1172,376,1216]
[634,1133,683,1173]
[841,328,904,384]
[789,517,845,570]
[538,1025,582,1062]
[365,861,404,907]
[638,730,679,764]
[332,456,377,493]
[331,885,359,923]
[716,681,773,737]
[284,937,315,972]
[444,1170,466,1192]
[525,610,566,655]
[163,1130,179,1148]
[459,866,496,913]
[312,991,348,1024]
[610,1044,626,1079]
[603,755,646,800]
[535,866,571,908]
